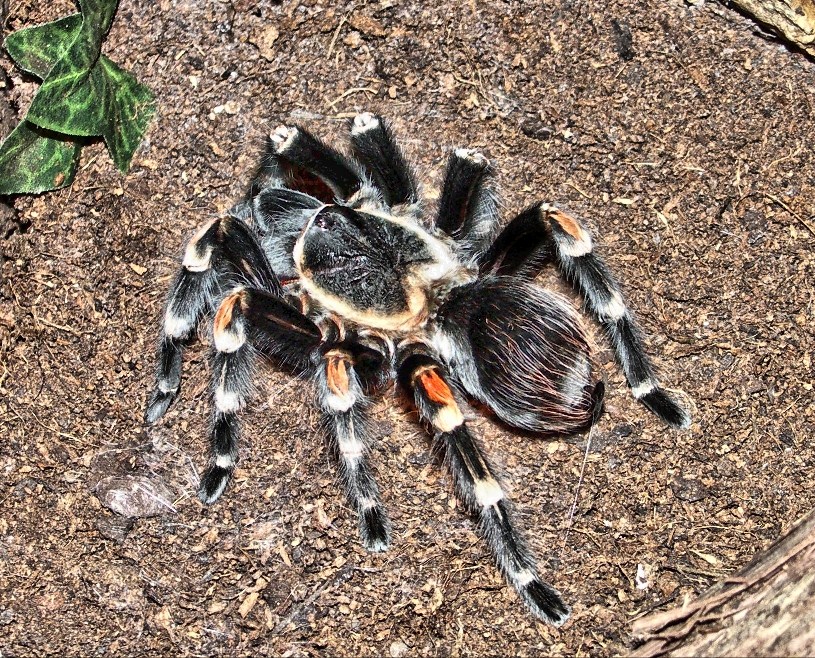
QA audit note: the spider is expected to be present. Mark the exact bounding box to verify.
[145,112,691,626]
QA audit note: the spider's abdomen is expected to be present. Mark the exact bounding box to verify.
[437,276,600,434]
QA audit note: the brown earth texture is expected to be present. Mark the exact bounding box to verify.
[1,0,815,656]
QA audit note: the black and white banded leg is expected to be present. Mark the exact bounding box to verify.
[317,346,391,551]
[398,349,570,626]
[436,148,500,258]
[197,285,324,502]
[542,205,691,428]
[145,266,217,423]
[198,289,255,502]
[145,215,281,424]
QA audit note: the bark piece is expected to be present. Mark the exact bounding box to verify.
[731,0,815,56]
[631,509,815,656]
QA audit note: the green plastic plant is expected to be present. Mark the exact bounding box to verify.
[0,0,155,194]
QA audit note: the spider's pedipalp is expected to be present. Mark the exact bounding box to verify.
[436,147,500,258]
[542,207,691,429]
[270,123,364,201]
[317,347,391,551]
[398,348,571,626]
[349,113,419,209]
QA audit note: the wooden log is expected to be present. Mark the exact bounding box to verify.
[730,0,815,56]
[631,509,815,657]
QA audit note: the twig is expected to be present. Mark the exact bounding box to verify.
[761,192,815,237]
[33,314,83,336]
[562,423,595,549]
[324,86,377,110]
[326,4,354,60]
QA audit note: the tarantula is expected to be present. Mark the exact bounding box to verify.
[145,113,690,625]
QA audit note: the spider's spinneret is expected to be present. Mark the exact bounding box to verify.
[145,112,691,627]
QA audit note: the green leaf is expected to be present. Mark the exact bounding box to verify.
[0,121,81,195]
[22,0,155,170]
[79,0,119,36]
[26,5,111,135]
[98,57,156,172]
[0,0,154,192]
[3,14,83,80]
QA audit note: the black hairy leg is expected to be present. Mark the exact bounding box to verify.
[316,346,391,551]
[398,348,571,626]
[541,205,691,428]
[437,275,602,435]
[479,202,555,278]
[349,112,419,208]
[145,216,282,424]
[435,147,499,258]
[269,123,364,202]
[198,286,323,502]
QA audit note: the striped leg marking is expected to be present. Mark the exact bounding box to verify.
[318,349,390,551]
[401,352,571,626]
[146,215,282,425]
[197,286,324,504]
[145,264,217,423]
[543,206,691,429]
[199,290,253,503]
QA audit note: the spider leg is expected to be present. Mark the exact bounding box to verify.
[436,148,500,257]
[145,216,282,424]
[316,345,391,551]
[199,286,323,502]
[269,124,365,202]
[398,347,571,626]
[348,112,419,208]
[479,203,691,428]
[478,203,554,278]
[145,267,217,423]
[200,288,392,548]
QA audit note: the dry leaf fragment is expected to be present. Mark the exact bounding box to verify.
[238,591,260,618]
[255,25,279,60]
[349,14,387,36]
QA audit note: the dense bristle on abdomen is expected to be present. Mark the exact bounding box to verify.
[438,276,601,434]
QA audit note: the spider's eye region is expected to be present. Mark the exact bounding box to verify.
[294,205,437,321]
[300,206,371,271]
[312,207,341,231]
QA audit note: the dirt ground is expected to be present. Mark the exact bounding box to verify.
[1,0,814,655]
